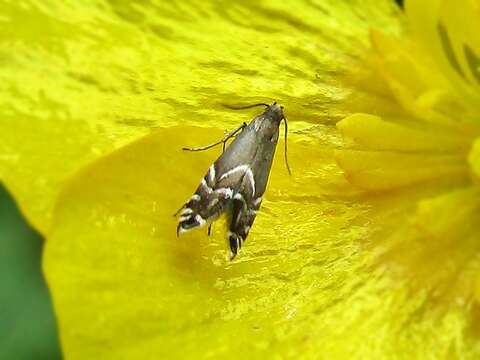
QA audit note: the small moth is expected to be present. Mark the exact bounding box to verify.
[176,102,290,259]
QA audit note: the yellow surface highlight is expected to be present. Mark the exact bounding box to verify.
[45,127,473,359]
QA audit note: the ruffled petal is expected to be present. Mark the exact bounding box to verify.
[337,113,471,152]
[406,0,480,104]
[45,127,475,359]
[0,1,400,234]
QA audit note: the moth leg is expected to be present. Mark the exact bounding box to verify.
[207,223,212,236]
[182,122,247,152]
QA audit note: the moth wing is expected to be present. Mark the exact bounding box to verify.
[224,166,263,259]
[177,165,233,235]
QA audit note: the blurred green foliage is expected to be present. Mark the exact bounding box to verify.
[0,184,61,360]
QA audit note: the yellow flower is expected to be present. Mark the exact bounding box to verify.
[336,0,480,304]
[1,0,479,359]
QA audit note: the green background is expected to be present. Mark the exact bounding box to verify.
[0,184,61,360]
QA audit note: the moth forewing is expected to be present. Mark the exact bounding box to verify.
[176,102,287,259]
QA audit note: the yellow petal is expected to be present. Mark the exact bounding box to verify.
[335,149,468,191]
[415,187,479,239]
[337,113,472,153]
[468,137,480,179]
[377,187,480,303]
[369,29,435,100]
[0,1,401,234]
[45,127,473,359]
[369,27,477,127]
[406,0,480,103]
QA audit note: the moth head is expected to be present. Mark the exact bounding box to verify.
[265,102,291,175]
[222,101,291,175]
[266,101,285,123]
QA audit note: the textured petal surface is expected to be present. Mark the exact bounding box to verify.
[45,127,478,359]
[0,0,399,234]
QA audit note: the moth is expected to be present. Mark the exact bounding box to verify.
[176,102,290,259]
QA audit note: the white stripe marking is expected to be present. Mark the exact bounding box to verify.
[220,165,249,181]
[195,214,206,226]
[180,208,193,216]
[244,167,255,195]
[201,179,213,193]
[215,187,233,198]
[179,215,191,222]
[190,194,201,202]
[219,164,256,196]
[208,164,215,184]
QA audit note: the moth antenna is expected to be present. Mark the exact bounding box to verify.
[283,117,292,175]
[222,103,269,110]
